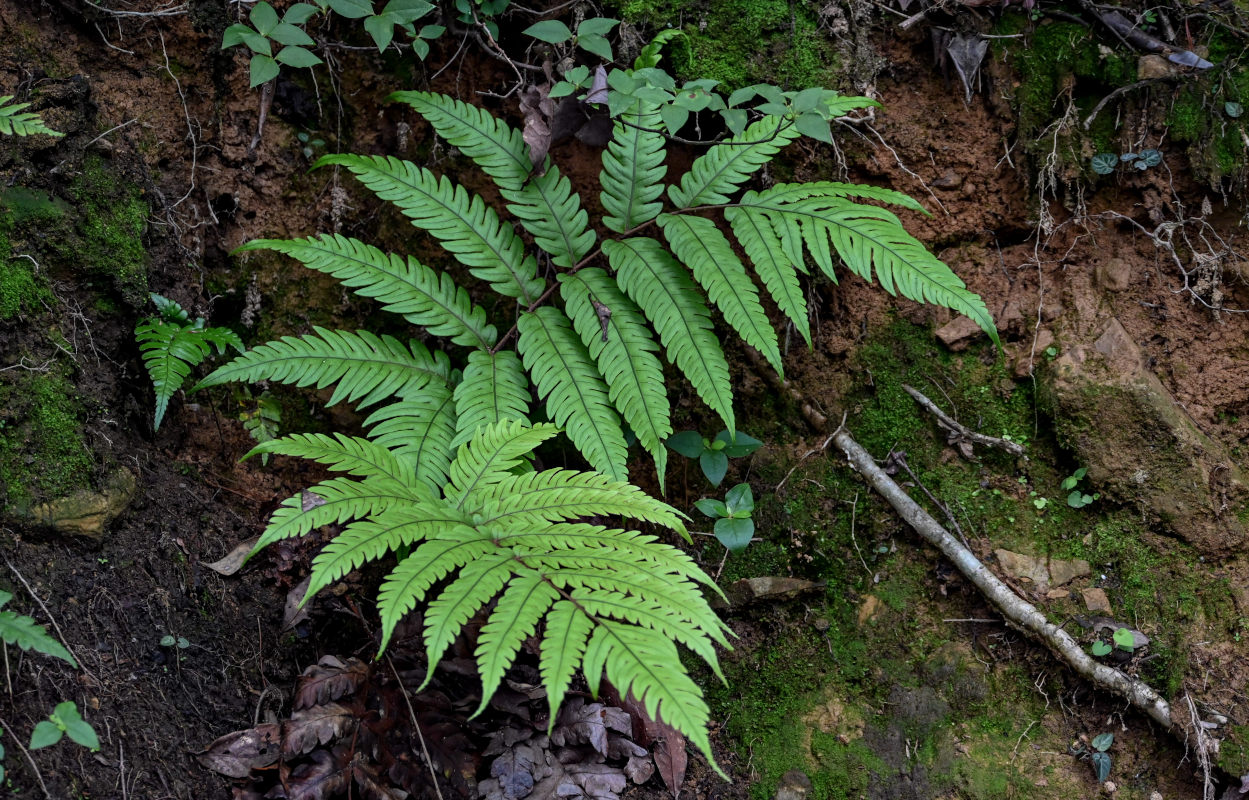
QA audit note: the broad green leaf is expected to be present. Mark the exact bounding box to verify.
[524,20,573,43]
[249,54,280,86]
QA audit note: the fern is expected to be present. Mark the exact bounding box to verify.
[0,96,62,138]
[0,591,75,667]
[135,294,244,430]
[199,75,999,773]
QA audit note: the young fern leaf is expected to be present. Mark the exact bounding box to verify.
[136,303,244,431]
[496,523,713,588]
[538,600,594,725]
[389,91,595,268]
[599,97,667,232]
[757,180,930,213]
[0,96,63,137]
[605,238,735,434]
[452,350,530,448]
[737,187,999,344]
[445,419,562,505]
[252,475,424,555]
[472,572,560,715]
[658,214,784,375]
[238,235,497,348]
[559,269,670,482]
[314,155,544,305]
[364,389,458,492]
[667,115,801,208]
[0,592,76,666]
[195,327,453,408]
[245,432,419,489]
[420,552,518,684]
[517,308,628,482]
[724,205,811,347]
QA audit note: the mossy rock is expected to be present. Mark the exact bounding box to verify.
[0,369,94,512]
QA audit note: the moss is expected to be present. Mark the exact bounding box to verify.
[69,154,149,304]
[1220,725,1249,775]
[611,0,839,91]
[0,369,92,510]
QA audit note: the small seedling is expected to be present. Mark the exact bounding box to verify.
[1061,468,1099,509]
[296,131,325,160]
[1227,101,1244,119]
[1091,149,1162,175]
[667,430,762,486]
[1089,732,1114,782]
[160,635,191,650]
[29,701,99,753]
[695,483,756,552]
[1090,640,1112,657]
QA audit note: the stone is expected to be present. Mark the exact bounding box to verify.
[1044,319,1249,555]
[774,770,813,800]
[1137,55,1175,80]
[858,594,881,625]
[1013,328,1056,377]
[935,315,984,351]
[1082,587,1113,614]
[28,467,137,540]
[932,169,963,190]
[1095,257,1132,292]
[995,549,1089,591]
[1048,556,1091,587]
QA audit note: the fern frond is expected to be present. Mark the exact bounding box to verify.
[495,523,714,588]
[315,155,544,305]
[238,235,497,348]
[725,205,810,347]
[136,318,244,431]
[756,181,929,214]
[0,592,75,666]
[194,327,453,408]
[245,432,418,488]
[667,115,800,208]
[538,600,594,726]
[582,621,722,777]
[517,308,628,482]
[559,269,670,481]
[472,572,561,715]
[446,419,562,506]
[599,98,667,233]
[739,188,999,344]
[604,238,735,434]
[305,505,475,602]
[0,96,62,137]
[388,92,595,268]
[419,552,518,683]
[469,469,687,537]
[364,388,458,492]
[377,526,498,652]
[253,476,423,555]
[658,214,783,375]
[452,351,530,448]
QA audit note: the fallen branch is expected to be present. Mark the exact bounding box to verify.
[831,425,1172,730]
[902,384,1027,458]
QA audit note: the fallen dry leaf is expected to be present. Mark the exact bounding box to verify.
[295,655,368,710]
[205,536,259,576]
[197,723,281,778]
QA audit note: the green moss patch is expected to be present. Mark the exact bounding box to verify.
[0,369,93,511]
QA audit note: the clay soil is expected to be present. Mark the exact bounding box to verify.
[1,2,1248,800]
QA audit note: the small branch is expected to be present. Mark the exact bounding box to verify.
[2,555,95,686]
[902,384,1026,458]
[0,712,52,799]
[386,657,447,800]
[1082,78,1170,130]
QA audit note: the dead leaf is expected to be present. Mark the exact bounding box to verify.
[205,536,259,575]
[301,490,326,512]
[585,65,608,105]
[280,748,351,800]
[295,655,369,710]
[624,754,654,785]
[283,574,311,631]
[551,698,631,756]
[519,84,556,173]
[283,703,356,755]
[946,34,988,105]
[197,723,281,778]
[651,736,687,800]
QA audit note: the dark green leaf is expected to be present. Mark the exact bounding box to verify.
[1090,640,1112,656]
[1137,148,1161,167]
[284,3,320,24]
[269,21,315,46]
[659,105,688,136]
[577,17,619,37]
[250,1,280,35]
[329,0,374,17]
[666,431,705,458]
[364,14,395,50]
[222,23,257,49]
[694,498,728,518]
[28,721,62,750]
[714,516,754,552]
[418,24,446,38]
[523,20,573,43]
[715,430,762,457]
[700,450,728,486]
[576,33,613,61]
[1091,751,1111,782]
[1226,101,1244,118]
[724,482,753,514]
[56,704,99,751]
[413,38,429,59]
[1090,153,1117,175]
[1091,732,1113,752]
[383,0,432,21]
[275,46,322,68]
[794,111,832,143]
[249,54,280,86]
[721,108,747,134]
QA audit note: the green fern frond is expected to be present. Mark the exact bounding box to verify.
[605,238,735,434]
[738,188,999,344]
[305,505,475,602]
[364,389,458,492]
[136,316,244,431]
[584,622,723,777]
[245,432,418,488]
[538,600,594,725]
[238,235,497,348]
[388,92,594,268]
[469,469,688,537]
[559,269,670,481]
[0,96,62,137]
[0,592,75,666]
[194,327,453,408]
[472,572,561,715]
[517,308,628,482]
[658,214,783,375]
[725,204,810,347]
[419,552,518,680]
[599,98,667,233]
[667,115,800,208]
[315,155,544,305]
[445,419,562,505]
[571,587,723,681]
[452,351,531,448]
[253,475,423,555]
[757,181,929,214]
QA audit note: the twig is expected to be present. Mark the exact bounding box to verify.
[902,384,1027,457]
[386,657,446,800]
[775,433,835,493]
[848,492,872,578]
[943,618,1000,623]
[82,0,187,16]
[0,712,52,799]
[1083,78,1170,130]
[1185,692,1215,800]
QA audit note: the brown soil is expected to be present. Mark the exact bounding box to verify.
[1,3,1248,800]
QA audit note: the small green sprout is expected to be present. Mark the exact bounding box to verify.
[695,483,756,552]
[29,702,99,752]
[666,430,762,486]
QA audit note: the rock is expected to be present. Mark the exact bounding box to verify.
[774,770,812,800]
[1082,587,1114,614]
[1012,329,1055,377]
[935,315,984,351]
[1048,556,1091,587]
[1095,257,1132,292]
[932,169,963,190]
[1137,55,1175,80]
[1044,319,1249,555]
[858,594,881,625]
[995,549,1089,591]
[711,577,824,609]
[27,467,137,540]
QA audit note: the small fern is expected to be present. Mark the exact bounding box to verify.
[197,44,997,771]
[0,590,75,667]
[0,96,62,138]
[135,294,244,431]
